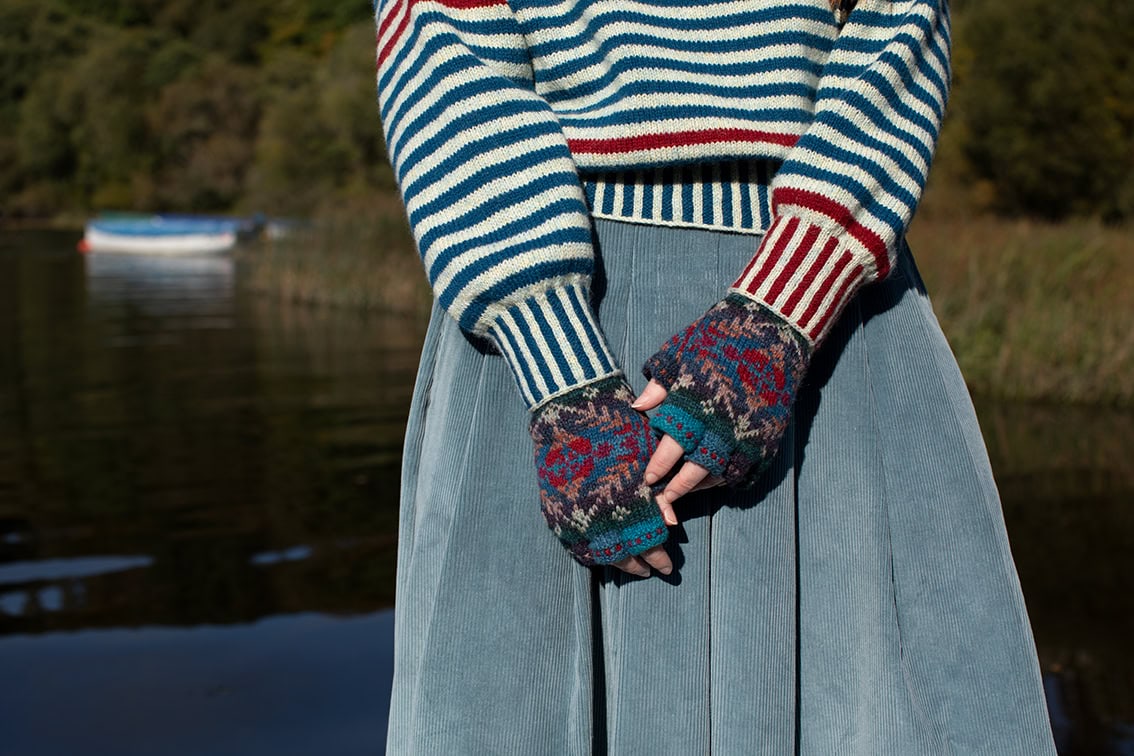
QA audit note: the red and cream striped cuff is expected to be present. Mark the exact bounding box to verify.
[729,215,870,347]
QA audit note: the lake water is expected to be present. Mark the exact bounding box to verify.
[1,230,1131,755]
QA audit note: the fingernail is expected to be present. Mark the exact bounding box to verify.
[630,397,645,409]
[644,471,658,485]
[663,510,678,526]
[659,564,672,575]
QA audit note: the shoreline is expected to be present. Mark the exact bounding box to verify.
[5,208,1130,407]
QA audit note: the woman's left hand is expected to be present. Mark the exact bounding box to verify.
[631,379,725,523]
[632,294,812,522]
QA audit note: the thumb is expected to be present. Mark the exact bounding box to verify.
[631,379,668,411]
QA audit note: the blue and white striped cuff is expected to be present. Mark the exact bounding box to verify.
[487,284,621,410]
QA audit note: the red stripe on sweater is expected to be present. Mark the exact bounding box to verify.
[743,217,799,297]
[796,252,851,332]
[807,261,863,341]
[377,0,506,67]
[434,0,507,6]
[765,223,820,305]
[773,187,889,276]
[569,129,799,155]
[732,248,764,290]
[781,235,839,318]
[377,1,412,66]
[803,257,862,340]
[733,216,787,290]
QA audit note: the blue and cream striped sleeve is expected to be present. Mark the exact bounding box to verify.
[731,0,951,348]
[376,0,619,410]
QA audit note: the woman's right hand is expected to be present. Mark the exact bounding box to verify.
[530,376,675,577]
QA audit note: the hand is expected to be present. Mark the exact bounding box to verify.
[530,376,673,577]
[637,294,810,507]
[631,380,726,518]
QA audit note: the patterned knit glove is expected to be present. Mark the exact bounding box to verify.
[531,376,668,566]
[642,294,811,488]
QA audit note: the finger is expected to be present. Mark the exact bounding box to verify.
[630,379,668,411]
[656,490,679,526]
[690,475,724,492]
[613,555,651,578]
[638,545,673,576]
[662,461,711,503]
[644,434,685,485]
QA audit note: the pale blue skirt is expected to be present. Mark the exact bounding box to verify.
[387,218,1056,754]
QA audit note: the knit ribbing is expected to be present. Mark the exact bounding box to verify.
[488,284,620,409]
[730,215,865,347]
[582,161,775,235]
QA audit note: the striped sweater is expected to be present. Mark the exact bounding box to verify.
[375,0,950,408]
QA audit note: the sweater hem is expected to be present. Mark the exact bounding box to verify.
[581,160,778,238]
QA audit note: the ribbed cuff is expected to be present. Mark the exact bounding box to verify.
[486,284,620,410]
[730,215,868,347]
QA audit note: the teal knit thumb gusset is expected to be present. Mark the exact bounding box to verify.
[643,294,811,487]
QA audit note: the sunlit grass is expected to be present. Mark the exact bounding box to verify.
[241,187,1134,406]
[908,212,1134,406]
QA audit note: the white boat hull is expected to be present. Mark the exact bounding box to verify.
[82,228,238,255]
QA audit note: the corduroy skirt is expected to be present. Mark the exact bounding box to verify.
[386,218,1056,754]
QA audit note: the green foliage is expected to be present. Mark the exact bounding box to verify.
[0,0,93,115]
[1,0,384,220]
[147,56,261,210]
[952,0,1134,220]
[246,24,392,214]
[8,0,1130,223]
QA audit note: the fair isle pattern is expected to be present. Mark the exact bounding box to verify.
[488,284,619,408]
[583,161,775,235]
[643,294,809,487]
[530,376,668,566]
[375,0,949,394]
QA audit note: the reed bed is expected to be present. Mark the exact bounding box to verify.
[241,189,1134,406]
[907,213,1134,406]
[238,197,430,317]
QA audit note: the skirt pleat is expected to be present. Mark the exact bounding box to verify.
[386,218,1055,755]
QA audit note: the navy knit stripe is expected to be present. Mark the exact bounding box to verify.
[557,102,814,131]
[495,320,540,405]
[546,289,597,382]
[516,2,831,38]
[565,285,614,374]
[510,307,560,395]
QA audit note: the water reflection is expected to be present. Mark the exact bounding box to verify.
[979,400,1134,756]
[0,610,394,756]
[1,231,1132,754]
[1,230,421,637]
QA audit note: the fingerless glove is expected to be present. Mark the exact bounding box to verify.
[643,294,810,487]
[530,376,668,566]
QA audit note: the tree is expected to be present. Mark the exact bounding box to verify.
[148,56,261,210]
[954,0,1134,220]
